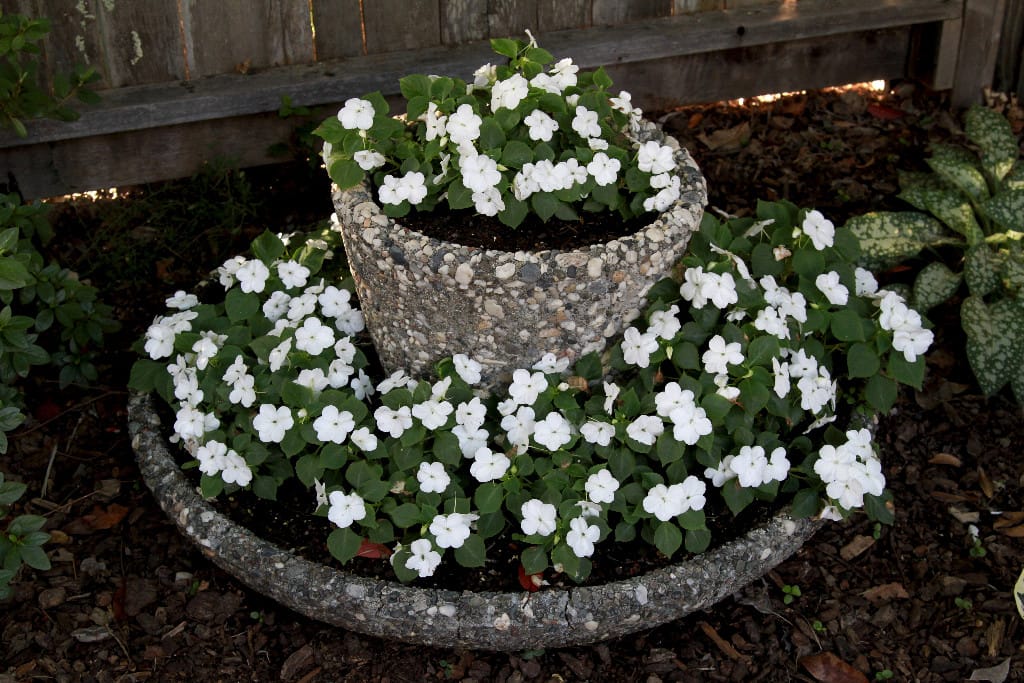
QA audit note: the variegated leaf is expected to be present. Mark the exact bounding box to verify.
[1005,163,1024,191]
[927,145,990,203]
[1002,251,1024,290]
[900,184,984,245]
[982,189,1024,233]
[845,211,956,271]
[961,296,1024,396]
[912,261,962,311]
[964,245,1000,297]
[965,105,1018,183]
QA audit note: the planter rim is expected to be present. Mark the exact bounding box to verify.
[128,390,820,651]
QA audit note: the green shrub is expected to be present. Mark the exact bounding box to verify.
[0,471,49,599]
[0,9,100,137]
[846,105,1024,401]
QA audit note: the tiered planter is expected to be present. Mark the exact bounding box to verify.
[332,122,707,387]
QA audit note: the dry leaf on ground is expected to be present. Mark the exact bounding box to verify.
[799,652,869,683]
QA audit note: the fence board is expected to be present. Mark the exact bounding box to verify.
[181,0,314,78]
[363,1,441,54]
[95,2,184,87]
[675,1,726,12]
[487,0,538,38]
[538,1,590,31]
[995,0,1023,93]
[592,0,673,25]
[310,0,363,60]
[952,0,1008,105]
[441,0,489,44]
[34,0,108,89]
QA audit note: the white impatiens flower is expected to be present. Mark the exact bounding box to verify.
[643,176,681,213]
[420,101,447,142]
[412,399,454,431]
[524,109,559,142]
[566,516,600,558]
[277,261,310,289]
[586,152,620,186]
[704,272,738,310]
[472,186,505,216]
[252,404,294,443]
[267,337,292,372]
[508,369,548,406]
[626,414,664,446]
[731,445,775,488]
[221,354,247,384]
[236,259,271,294]
[220,450,253,487]
[520,499,557,536]
[797,365,837,414]
[327,490,367,529]
[648,304,681,340]
[447,103,482,146]
[294,317,336,356]
[190,331,222,372]
[405,538,442,578]
[453,354,483,385]
[416,461,451,494]
[353,149,386,171]
[217,255,246,288]
[679,267,709,308]
[655,382,695,418]
[454,424,489,458]
[144,322,175,359]
[771,356,791,398]
[893,326,933,363]
[376,369,416,395]
[228,374,256,407]
[314,405,355,444]
[753,306,790,341]
[350,427,378,453]
[337,97,375,130]
[430,512,477,549]
[704,454,737,487]
[668,402,713,446]
[549,57,579,90]
[375,405,413,438]
[195,440,228,477]
[877,291,933,362]
[378,171,428,206]
[855,267,878,296]
[287,293,317,322]
[585,469,620,504]
[165,290,198,310]
[460,153,501,193]
[455,397,487,430]
[621,327,659,368]
[603,381,620,416]
[642,483,682,522]
[318,286,352,318]
[814,429,885,511]
[262,290,291,322]
[636,140,675,174]
[815,271,849,306]
[491,72,529,111]
[702,335,744,375]
[533,411,573,451]
[501,405,535,454]
[174,405,218,441]
[532,352,570,374]
[580,420,615,447]
[470,447,510,482]
[800,209,835,250]
[349,369,374,400]
[294,368,329,395]
[571,106,601,138]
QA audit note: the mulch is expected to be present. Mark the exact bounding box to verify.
[2,81,1023,682]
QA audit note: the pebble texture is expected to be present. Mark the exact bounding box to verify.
[128,391,821,651]
[331,121,708,387]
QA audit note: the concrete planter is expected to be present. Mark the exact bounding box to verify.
[128,391,820,651]
[331,121,707,388]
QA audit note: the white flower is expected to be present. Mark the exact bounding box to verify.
[655,382,695,418]
[460,153,501,193]
[893,326,933,363]
[314,405,355,444]
[405,538,442,577]
[318,286,352,318]
[174,405,218,441]
[642,483,682,522]
[648,305,681,340]
[236,259,270,294]
[144,322,175,360]
[533,411,572,451]
[609,90,636,114]
[714,373,740,401]
[549,57,578,89]
[349,369,374,400]
[679,267,708,308]
[766,446,790,482]
[603,381,620,415]
[771,357,791,398]
[417,461,451,494]
[787,348,819,378]
[294,317,336,356]
[376,369,414,395]
[668,403,712,445]
[252,404,294,443]
[453,354,483,385]
[374,405,412,438]
[472,186,505,216]
[447,103,482,146]
[577,500,601,518]
[819,504,844,521]
[532,353,569,374]
[294,368,329,395]
[636,140,675,174]
[350,427,379,453]
[520,499,557,536]
[586,152,621,186]
[702,335,744,375]
[430,512,477,549]
[287,293,317,322]
[566,517,600,558]
[580,420,615,447]
[585,469,620,504]
[704,455,737,487]
[752,307,789,340]
[379,171,428,206]
[333,307,365,336]
[524,109,559,142]
[470,447,510,483]
[571,106,601,138]
[797,365,837,414]
[705,272,738,310]
[217,255,246,288]
[622,327,659,368]
[327,490,367,528]
[326,359,355,388]
[228,374,256,407]
[454,424,489,458]
[420,101,447,142]
[676,476,707,513]
[508,369,548,406]
[337,97,375,130]
[730,445,771,488]
[353,149,386,170]
[412,399,454,431]
[261,290,291,322]
[626,414,664,446]
[220,450,253,487]
[221,355,248,385]
[277,261,310,289]
[588,137,609,151]
[801,210,835,250]
[855,267,878,296]
[196,441,228,476]
[473,63,495,86]
[267,337,292,372]
[165,290,198,310]
[642,177,680,213]
[491,72,529,111]
[815,271,849,306]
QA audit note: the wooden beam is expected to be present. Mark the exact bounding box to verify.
[951,0,1009,106]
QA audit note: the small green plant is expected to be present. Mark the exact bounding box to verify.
[875,669,894,681]
[782,583,802,604]
[0,471,50,599]
[954,596,973,611]
[812,619,826,633]
[0,10,101,137]
[967,523,987,558]
[846,105,1024,402]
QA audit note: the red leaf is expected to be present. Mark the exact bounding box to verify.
[356,539,391,559]
[867,104,905,120]
[799,652,869,683]
[518,564,542,592]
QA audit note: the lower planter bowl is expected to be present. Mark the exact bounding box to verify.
[128,391,821,651]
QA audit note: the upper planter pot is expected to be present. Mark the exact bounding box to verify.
[332,121,707,388]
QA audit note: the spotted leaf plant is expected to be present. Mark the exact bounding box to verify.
[130,203,930,584]
[314,35,680,229]
[845,105,1024,401]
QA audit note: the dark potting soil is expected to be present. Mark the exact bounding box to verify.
[398,206,654,252]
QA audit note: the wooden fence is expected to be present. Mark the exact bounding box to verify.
[0,0,1013,199]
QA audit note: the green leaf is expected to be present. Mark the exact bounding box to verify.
[521,545,548,574]
[684,527,711,554]
[982,189,1024,233]
[446,179,473,211]
[329,159,364,190]
[474,482,504,514]
[964,245,1000,297]
[453,534,486,567]
[490,38,519,59]
[18,544,50,571]
[912,261,963,311]
[497,197,528,229]
[864,490,895,525]
[792,248,825,281]
[479,118,506,150]
[251,230,286,263]
[722,480,755,515]
[0,480,26,505]
[225,288,260,323]
[830,309,867,342]
[900,184,984,245]
[887,351,925,391]
[388,503,421,528]
[399,73,431,99]
[0,257,30,289]
[653,521,682,558]
[965,105,1018,182]
[845,212,954,271]
[790,489,821,518]
[847,342,880,379]
[501,140,533,167]
[961,296,1024,396]
[531,193,558,222]
[927,145,989,203]
[327,527,363,564]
